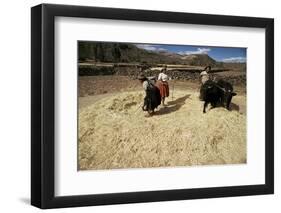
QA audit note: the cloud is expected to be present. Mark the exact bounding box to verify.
[222,57,246,63]
[178,48,211,55]
[136,44,166,52]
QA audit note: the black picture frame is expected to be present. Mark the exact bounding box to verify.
[31,3,274,209]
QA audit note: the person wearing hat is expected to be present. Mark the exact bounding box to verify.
[155,66,170,106]
[199,66,211,100]
[200,65,211,85]
[138,74,161,116]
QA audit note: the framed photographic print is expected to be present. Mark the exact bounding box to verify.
[31,3,274,209]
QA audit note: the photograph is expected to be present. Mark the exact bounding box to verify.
[78,41,247,170]
[30,2,274,209]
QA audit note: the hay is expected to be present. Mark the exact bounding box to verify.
[79,90,246,170]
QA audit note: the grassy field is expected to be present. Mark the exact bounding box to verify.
[78,76,246,170]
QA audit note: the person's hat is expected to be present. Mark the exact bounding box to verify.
[204,65,211,71]
[137,74,147,80]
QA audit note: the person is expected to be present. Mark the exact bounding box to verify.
[155,66,170,106]
[200,66,211,85]
[199,66,211,100]
[138,74,161,116]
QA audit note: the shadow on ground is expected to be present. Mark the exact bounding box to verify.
[206,102,240,113]
[230,102,240,112]
[155,94,191,115]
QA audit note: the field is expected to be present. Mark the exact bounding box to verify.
[78,75,247,170]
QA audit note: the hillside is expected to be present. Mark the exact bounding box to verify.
[180,54,218,66]
[78,42,220,66]
[79,42,182,64]
[222,62,246,72]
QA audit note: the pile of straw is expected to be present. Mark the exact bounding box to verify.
[79,90,246,170]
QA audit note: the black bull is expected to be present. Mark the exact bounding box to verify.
[200,80,237,113]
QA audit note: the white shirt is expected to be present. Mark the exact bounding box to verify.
[158,72,168,81]
[142,81,149,90]
[142,80,154,91]
[200,71,209,84]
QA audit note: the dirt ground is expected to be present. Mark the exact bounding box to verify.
[78,75,247,170]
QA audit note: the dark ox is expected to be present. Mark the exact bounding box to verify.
[217,79,237,110]
[200,80,237,113]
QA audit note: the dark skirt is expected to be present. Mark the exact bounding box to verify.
[155,81,169,98]
[142,87,161,112]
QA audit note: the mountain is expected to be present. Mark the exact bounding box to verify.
[158,51,182,59]
[180,54,217,66]
[157,51,220,67]
[79,42,220,66]
[79,42,182,64]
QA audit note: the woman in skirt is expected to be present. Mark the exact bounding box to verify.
[155,67,170,106]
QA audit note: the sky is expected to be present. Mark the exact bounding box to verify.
[135,44,246,63]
